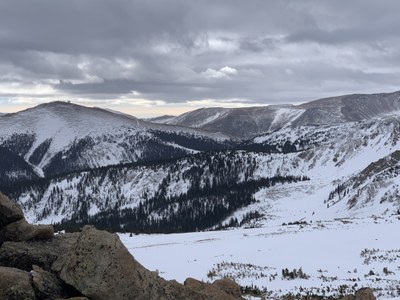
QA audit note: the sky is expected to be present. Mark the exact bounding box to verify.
[1,0,400,117]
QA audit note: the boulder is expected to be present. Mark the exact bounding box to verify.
[354,288,376,300]
[0,193,24,229]
[339,288,377,300]
[184,277,242,300]
[0,233,79,271]
[52,225,169,300]
[31,265,65,299]
[0,218,54,246]
[0,266,36,300]
[212,278,242,298]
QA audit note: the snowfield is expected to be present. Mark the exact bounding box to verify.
[120,216,400,299]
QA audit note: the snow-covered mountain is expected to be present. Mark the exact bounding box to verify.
[151,105,304,140]
[2,92,400,233]
[146,115,177,124]
[152,90,400,139]
[4,113,400,230]
[0,101,233,180]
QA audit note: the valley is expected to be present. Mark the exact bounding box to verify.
[120,216,400,299]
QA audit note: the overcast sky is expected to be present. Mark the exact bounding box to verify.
[1,0,400,116]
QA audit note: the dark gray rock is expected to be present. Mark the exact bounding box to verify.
[0,233,79,271]
[0,193,24,230]
[0,266,36,300]
[31,264,84,300]
[0,218,54,246]
[31,265,65,299]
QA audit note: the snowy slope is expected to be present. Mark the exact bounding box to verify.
[146,115,177,124]
[6,114,400,228]
[0,101,233,178]
[326,150,400,216]
[120,216,400,299]
[153,105,305,139]
[227,115,400,227]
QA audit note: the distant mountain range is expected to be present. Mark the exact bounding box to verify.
[0,101,233,182]
[1,90,400,231]
[150,90,400,139]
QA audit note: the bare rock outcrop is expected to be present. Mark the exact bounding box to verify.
[0,192,24,229]
[0,266,36,300]
[0,233,79,271]
[183,278,242,300]
[52,225,169,300]
[31,265,65,299]
[0,218,54,246]
[340,288,376,300]
[354,288,376,300]
[0,193,54,247]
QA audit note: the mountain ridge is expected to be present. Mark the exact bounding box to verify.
[151,90,400,139]
[4,113,400,230]
[0,101,234,180]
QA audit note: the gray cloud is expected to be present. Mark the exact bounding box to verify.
[1,0,400,110]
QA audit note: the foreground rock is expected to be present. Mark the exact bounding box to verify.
[0,192,24,229]
[0,233,79,271]
[0,266,36,300]
[0,193,54,247]
[52,225,168,300]
[0,218,54,246]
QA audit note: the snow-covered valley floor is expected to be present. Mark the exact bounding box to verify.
[120,216,400,299]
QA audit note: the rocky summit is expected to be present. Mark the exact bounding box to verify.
[0,192,376,300]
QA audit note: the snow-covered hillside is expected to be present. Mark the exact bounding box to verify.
[120,216,400,299]
[0,101,233,178]
[5,114,400,229]
[152,90,400,139]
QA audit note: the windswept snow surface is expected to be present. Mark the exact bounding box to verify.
[120,217,400,299]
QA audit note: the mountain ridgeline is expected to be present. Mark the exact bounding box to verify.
[2,150,309,232]
[1,90,400,232]
[151,90,400,139]
[0,101,234,181]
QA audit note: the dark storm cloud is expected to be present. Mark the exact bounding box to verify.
[1,0,400,106]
